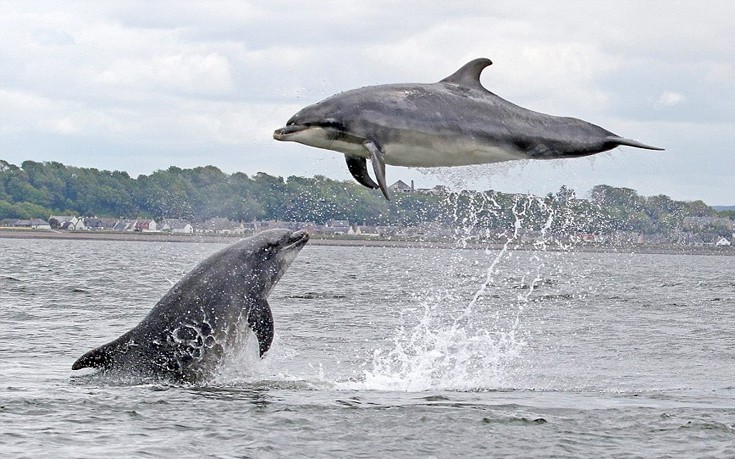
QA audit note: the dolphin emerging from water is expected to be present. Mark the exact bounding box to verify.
[72,229,309,383]
[274,58,663,200]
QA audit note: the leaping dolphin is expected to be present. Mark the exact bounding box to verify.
[273,58,663,200]
[72,229,309,383]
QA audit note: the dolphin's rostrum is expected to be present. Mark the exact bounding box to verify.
[72,229,309,383]
[274,58,663,200]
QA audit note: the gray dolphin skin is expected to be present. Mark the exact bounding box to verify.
[273,58,663,200]
[72,229,309,383]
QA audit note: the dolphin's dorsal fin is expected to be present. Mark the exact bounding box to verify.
[440,58,493,90]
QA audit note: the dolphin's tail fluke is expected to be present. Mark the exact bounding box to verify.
[607,136,664,151]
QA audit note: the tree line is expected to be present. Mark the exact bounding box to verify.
[0,160,730,237]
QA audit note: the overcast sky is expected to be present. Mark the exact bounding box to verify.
[1,1,733,204]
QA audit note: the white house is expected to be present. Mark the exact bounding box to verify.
[161,219,194,234]
[199,218,245,235]
[49,215,74,229]
[389,180,413,193]
[112,220,134,231]
[58,216,86,231]
[8,219,51,229]
[134,219,158,232]
[30,218,51,229]
[173,223,194,234]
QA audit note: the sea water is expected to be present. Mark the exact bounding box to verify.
[1,236,734,458]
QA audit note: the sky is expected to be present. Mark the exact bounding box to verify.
[1,1,733,205]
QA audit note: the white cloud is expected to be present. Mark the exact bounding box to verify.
[1,1,734,204]
[656,91,686,107]
[32,29,75,46]
[95,53,235,95]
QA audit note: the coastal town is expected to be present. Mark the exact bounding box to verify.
[1,160,733,250]
[2,210,733,250]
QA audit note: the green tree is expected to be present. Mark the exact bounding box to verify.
[0,160,727,239]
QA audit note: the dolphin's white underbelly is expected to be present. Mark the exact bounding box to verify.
[292,126,525,167]
[382,137,524,167]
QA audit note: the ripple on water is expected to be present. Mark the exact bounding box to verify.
[1,236,734,457]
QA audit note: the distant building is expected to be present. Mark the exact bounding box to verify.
[4,218,51,229]
[84,217,117,230]
[30,218,51,229]
[134,219,158,232]
[161,219,194,234]
[320,219,350,235]
[249,219,280,232]
[49,215,75,229]
[350,225,380,237]
[112,220,134,231]
[199,218,245,235]
[375,225,400,236]
[84,217,103,230]
[52,216,86,231]
[389,180,414,193]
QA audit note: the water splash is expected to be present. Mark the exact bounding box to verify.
[211,332,333,390]
[352,192,572,392]
[356,294,526,392]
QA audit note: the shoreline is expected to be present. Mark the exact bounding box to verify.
[1,228,733,256]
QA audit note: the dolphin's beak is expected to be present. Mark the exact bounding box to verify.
[285,229,310,250]
[273,125,308,141]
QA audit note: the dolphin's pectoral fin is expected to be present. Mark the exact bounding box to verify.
[345,155,380,190]
[72,345,115,370]
[71,334,132,370]
[363,140,390,200]
[247,298,274,357]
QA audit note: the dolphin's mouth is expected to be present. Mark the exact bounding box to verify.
[284,230,310,250]
[273,125,308,140]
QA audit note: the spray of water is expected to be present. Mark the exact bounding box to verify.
[355,191,569,392]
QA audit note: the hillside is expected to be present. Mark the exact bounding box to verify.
[1,160,732,242]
